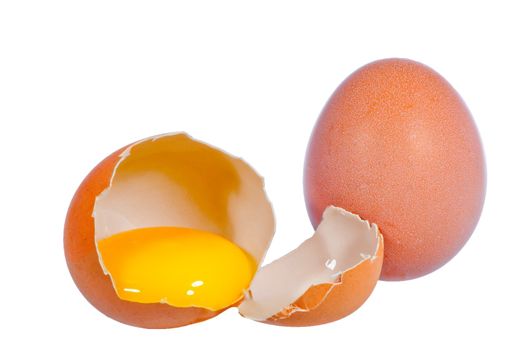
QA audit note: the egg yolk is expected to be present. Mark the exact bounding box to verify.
[97,227,257,311]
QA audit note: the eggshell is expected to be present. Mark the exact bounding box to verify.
[304,58,486,280]
[266,235,383,326]
[64,133,275,328]
[238,206,383,326]
[64,146,222,328]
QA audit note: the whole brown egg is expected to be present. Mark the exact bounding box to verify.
[304,58,486,280]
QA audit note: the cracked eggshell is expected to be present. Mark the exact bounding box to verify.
[304,58,486,281]
[239,206,383,326]
[64,133,275,328]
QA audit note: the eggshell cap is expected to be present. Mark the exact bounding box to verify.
[239,206,383,326]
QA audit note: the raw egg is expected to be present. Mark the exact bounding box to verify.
[65,133,384,328]
[304,58,486,280]
[97,227,257,311]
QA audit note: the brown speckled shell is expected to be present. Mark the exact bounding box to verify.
[64,146,222,328]
[304,58,486,280]
[265,236,383,326]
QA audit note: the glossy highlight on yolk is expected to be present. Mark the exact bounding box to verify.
[97,227,257,311]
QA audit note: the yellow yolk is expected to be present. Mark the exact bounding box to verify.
[97,227,257,311]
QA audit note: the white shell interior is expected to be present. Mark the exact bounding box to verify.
[238,206,381,321]
[92,133,275,266]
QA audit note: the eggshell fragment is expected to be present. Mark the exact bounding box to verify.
[239,206,383,326]
[304,58,486,281]
[64,133,275,328]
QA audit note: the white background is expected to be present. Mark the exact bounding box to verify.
[1,1,524,349]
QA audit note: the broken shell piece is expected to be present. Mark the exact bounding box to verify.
[238,206,383,326]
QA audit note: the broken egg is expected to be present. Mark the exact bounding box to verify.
[64,133,384,328]
[304,58,486,280]
[65,133,275,328]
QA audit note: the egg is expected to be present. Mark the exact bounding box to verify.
[65,133,384,328]
[97,227,257,310]
[304,58,486,281]
[64,133,275,328]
